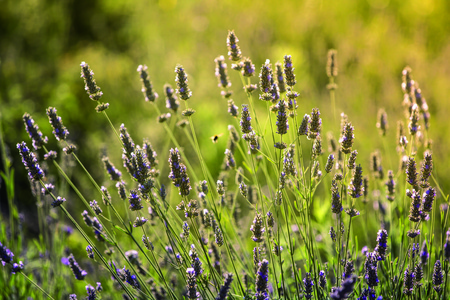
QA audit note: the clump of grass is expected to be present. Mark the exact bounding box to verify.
[1,30,449,300]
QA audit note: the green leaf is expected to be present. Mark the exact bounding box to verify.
[114,225,128,234]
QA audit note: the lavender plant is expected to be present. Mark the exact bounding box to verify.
[3,30,449,300]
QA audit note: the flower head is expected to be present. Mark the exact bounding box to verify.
[175,65,192,100]
[227,30,242,61]
[80,62,103,101]
[215,55,231,88]
[46,107,69,141]
[17,142,44,181]
[22,113,48,149]
[137,64,158,102]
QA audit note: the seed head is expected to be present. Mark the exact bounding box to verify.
[326,49,338,78]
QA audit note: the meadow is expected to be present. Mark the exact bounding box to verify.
[1,1,450,299]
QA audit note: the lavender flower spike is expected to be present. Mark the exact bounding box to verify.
[216,273,234,300]
[175,65,192,100]
[255,259,269,300]
[186,268,200,299]
[80,62,103,101]
[68,254,87,280]
[22,113,48,149]
[250,213,265,243]
[227,30,242,62]
[46,107,69,141]
[0,242,14,266]
[17,141,44,181]
[137,64,158,102]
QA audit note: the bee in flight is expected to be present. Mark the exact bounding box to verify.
[210,133,223,143]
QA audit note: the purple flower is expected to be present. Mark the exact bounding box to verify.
[17,142,44,181]
[22,113,48,149]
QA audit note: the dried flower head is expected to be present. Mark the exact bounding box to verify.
[376,109,388,136]
[326,49,338,78]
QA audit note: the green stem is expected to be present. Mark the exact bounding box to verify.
[19,272,55,300]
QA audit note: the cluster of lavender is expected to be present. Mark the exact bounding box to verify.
[8,30,448,300]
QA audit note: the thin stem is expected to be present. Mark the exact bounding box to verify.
[19,272,55,300]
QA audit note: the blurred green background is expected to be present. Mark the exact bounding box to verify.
[1,0,450,233]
